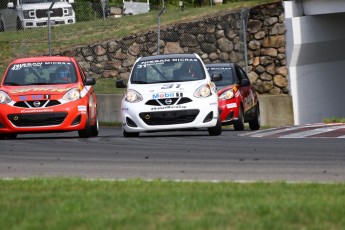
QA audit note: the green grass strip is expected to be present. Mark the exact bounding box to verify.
[1,178,345,230]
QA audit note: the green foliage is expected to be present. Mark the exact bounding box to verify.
[74,2,101,22]
[323,117,345,123]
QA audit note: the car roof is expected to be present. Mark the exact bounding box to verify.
[205,63,235,68]
[138,53,198,61]
[10,56,74,64]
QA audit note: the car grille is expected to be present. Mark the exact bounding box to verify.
[14,100,61,108]
[145,97,192,106]
[8,112,67,127]
[36,8,63,18]
[139,109,199,125]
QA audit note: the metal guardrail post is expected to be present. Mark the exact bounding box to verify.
[157,6,166,55]
[47,1,55,56]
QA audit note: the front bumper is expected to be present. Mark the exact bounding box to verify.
[0,99,88,134]
[122,97,219,133]
[218,98,240,124]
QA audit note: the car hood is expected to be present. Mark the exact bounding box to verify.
[128,80,212,96]
[216,84,235,94]
[21,2,71,11]
[2,84,78,97]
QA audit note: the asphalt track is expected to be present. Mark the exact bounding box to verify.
[0,124,345,183]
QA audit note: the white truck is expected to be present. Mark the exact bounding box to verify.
[0,0,75,32]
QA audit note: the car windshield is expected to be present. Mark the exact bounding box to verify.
[130,58,206,84]
[21,0,60,3]
[3,61,78,86]
[206,66,236,86]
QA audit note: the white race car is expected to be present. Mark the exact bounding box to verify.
[116,53,222,137]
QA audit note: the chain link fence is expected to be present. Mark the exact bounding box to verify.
[0,0,250,93]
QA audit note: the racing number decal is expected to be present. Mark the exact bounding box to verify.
[161,84,181,89]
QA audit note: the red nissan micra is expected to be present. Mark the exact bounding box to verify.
[0,56,98,139]
[206,63,260,131]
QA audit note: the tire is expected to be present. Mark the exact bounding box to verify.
[0,21,4,32]
[208,117,222,136]
[233,106,245,131]
[249,104,261,131]
[123,129,139,137]
[17,17,23,30]
[78,116,91,138]
[0,133,17,140]
[90,116,99,137]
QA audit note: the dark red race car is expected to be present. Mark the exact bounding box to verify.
[206,63,260,131]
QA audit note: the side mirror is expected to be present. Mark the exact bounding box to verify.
[68,0,75,3]
[85,77,96,85]
[240,78,250,87]
[7,2,14,8]
[116,79,127,88]
[211,74,222,82]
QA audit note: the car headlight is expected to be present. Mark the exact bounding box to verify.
[23,10,34,19]
[219,89,234,100]
[63,88,81,101]
[64,7,73,16]
[0,91,11,104]
[125,89,143,103]
[194,84,211,98]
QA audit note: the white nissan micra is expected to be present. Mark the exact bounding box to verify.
[116,53,222,137]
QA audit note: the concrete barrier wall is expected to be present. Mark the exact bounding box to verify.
[97,94,294,128]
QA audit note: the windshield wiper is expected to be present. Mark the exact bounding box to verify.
[131,80,147,84]
[4,82,21,86]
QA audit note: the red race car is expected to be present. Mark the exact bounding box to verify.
[0,56,98,139]
[206,63,260,131]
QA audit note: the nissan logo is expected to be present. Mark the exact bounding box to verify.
[165,98,172,105]
[33,101,41,107]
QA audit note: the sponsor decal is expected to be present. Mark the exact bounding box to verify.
[151,105,187,110]
[226,103,237,109]
[78,105,87,112]
[31,95,43,100]
[152,92,183,99]
[19,95,27,101]
[20,109,53,113]
[209,102,218,106]
[11,62,43,70]
[11,87,71,94]
[136,58,198,68]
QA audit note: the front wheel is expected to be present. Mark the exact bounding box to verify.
[0,21,4,32]
[208,117,222,136]
[0,133,17,140]
[233,106,245,131]
[249,104,261,130]
[90,116,99,137]
[78,116,91,138]
[16,18,23,30]
[123,129,140,137]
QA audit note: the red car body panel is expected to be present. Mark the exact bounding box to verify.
[0,56,97,136]
[206,63,260,130]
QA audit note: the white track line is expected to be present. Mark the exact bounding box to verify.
[280,125,345,138]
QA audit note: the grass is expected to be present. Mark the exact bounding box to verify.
[323,117,345,123]
[1,178,345,230]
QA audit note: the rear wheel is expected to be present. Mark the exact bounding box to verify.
[249,104,261,130]
[208,117,222,136]
[233,106,245,131]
